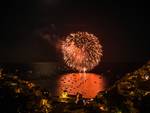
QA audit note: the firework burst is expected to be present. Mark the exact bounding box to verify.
[61,32,102,72]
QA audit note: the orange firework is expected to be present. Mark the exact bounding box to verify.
[61,32,102,72]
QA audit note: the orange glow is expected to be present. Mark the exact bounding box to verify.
[57,73,106,98]
[61,32,102,72]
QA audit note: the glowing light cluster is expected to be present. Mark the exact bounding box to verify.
[61,32,102,72]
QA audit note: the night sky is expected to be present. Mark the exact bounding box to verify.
[0,0,149,63]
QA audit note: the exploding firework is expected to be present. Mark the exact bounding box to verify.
[61,32,102,72]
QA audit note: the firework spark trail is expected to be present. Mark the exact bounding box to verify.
[61,32,102,72]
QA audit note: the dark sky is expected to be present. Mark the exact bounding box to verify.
[0,0,149,63]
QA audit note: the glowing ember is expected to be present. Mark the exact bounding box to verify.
[61,32,102,72]
[57,73,106,98]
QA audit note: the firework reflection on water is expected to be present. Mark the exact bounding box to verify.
[57,73,106,98]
